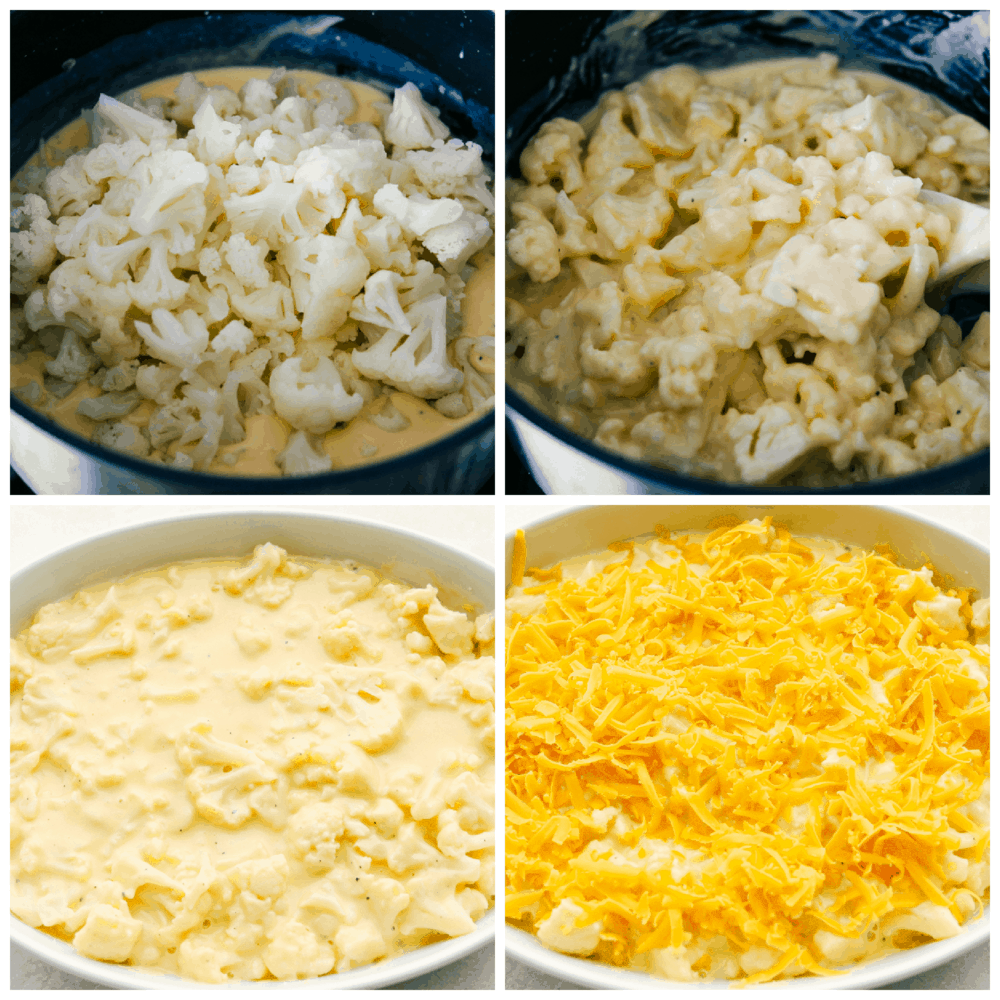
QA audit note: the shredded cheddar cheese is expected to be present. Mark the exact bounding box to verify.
[505,519,989,984]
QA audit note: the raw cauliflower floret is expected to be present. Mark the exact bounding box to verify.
[134,308,210,370]
[92,421,151,459]
[189,98,241,167]
[277,234,370,340]
[422,209,492,274]
[384,82,450,150]
[45,329,98,384]
[269,356,365,434]
[221,232,272,290]
[373,183,464,236]
[276,430,333,475]
[402,138,493,210]
[353,294,463,398]
[11,193,59,294]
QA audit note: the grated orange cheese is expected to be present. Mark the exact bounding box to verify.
[505,519,989,984]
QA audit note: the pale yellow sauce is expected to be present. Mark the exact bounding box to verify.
[11,544,495,983]
[13,67,495,477]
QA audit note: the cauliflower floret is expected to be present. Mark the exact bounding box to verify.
[224,183,313,246]
[643,334,717,410]
[960,312,989,371]
[130,236,190,313]
[622,245,685,316]
[821,95,927,167]
[92,421,150,459]
[93,93,178,144]
[423,601,475,656]
[276,430,333,475]
[337,197,413,273]
[91,358,140,392]
[189,98,241,167]
[402,139,493,210]
[72,902,143,963]
[134,308,210,370]
[210,319,255,355]
[53,204,131,259]
[45,329,99,384]
[221,232,272,291]
[167,73,239,128]
[758,232,881,345]
[286,801,346,870]
[422,209,492,274]
[373,182,464,236]
[384,82,450,150]
[177,938,237,985]
[227,854,289,900]
[83,139,149,185]
[727,401,815,484]
[506,203,560,283]
[10,193,58,295]
[590,189,673,253]
[353,294,464,398]
[78,389,141,422]
[43,152,103,217]
[334,919,387,969]
[970,597,989,632]
[45,258,137,365]
[520,118,586,193]
[277,234,370,340]
[914,593,964,630]
[536,899,602,955]
[269,355,364,434]
[264,919,335,980]
[128,149,209,253]
[175,725,281,829]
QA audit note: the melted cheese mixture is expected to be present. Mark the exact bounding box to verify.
[11,67,495,476]
[506,519,989,984]
[11,544,495,983]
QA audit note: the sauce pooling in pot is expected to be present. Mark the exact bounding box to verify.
[12,67,495,477]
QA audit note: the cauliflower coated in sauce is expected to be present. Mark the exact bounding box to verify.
[506,55,989,486]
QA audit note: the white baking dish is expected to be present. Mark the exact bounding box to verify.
[504,504,989,990]
[11,510,495,989]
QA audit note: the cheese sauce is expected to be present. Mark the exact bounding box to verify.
[12,544,495,982]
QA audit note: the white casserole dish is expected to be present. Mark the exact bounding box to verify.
[504,504,989,990]
[10,510,495,990]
